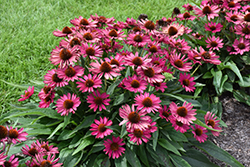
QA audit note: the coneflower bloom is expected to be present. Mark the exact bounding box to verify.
[169,52,192,72]
[0,125,8,140]
[126,32,151,47]
[53,26,75,37]
[138,19,157,33]
[33,154,63,167]
[57,65,84,82]
[182,3,194,11]
[90,14,115,27]
[103,136,125,159]
[191,124,208,143]
[38,92,55,108]
[50,46,79,68]
[232,37,250,55]
[55,93,81,116]
[21,143,43,157]
[179,73,196,92]
[204,111,222,137]
[162,23,185,38]
[2,155,19,167]
[6,126,28,144]
[194,4,219,21]
[44,69,68,87]
[136,65,165,83]
[90,117,113,138]
[169,101,196,125]
[150,81,167,92]
[89,60,120,80]
[36,140,59,155]
[104,55,125,71]
[87,90,110,112]
[38,85,54,99]
[241,5,250,13]
[144,41,163,56]
[76,74,102,93]
[192,32,203,39]
[124,52,151,69]
[128,128,151,145]
[59,36,81,49]
[177,12,196,21]
[119,104,151,131]
[199,46,221,65]
[170,38,191,54]
[107,21,127,31]
[225,11,242,25]
[76,28,100,43]
[0,152,7,166]
[123,75,148,93]
[134,92,161,113]
[159,105,171,121]
[235,24,250,39]
[102,28,126,40]
[18,86,34,102]
[70,16,97,29]
[205,36,224,51]
[204,22,223,33]
[150,56,166,68]
[187,48,202,65]
[170,116,190,133]
[223,0,241,11]
[80,43,103,60]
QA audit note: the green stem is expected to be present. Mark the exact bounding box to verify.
[191,64,201,76]
[5,143,11,155]
[104,78,107,92]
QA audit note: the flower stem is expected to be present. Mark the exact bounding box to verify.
[191,64,201,76]
[5,143,11,155]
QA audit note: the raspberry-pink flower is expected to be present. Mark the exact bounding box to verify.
[192,124,208,143]
[76,74,102,93]
[6,126,28,144]
[134,92,161,113]
[44,69,68,88]
[2,155,19,167]
[87,90,110,112]
[123,75,148,93]
[128,128,151,145]
[103,136,125,159]
[18,86,34,102]
[232,37,250,55]
[179,73,196,92]
[136,65,165,83]
[90,117,113,138]
[204,111,222,137]
[57,65,84,82]
[205,36,224,51]
[170,115,190,133]
[159,105,171,121]
[0,152,7,166]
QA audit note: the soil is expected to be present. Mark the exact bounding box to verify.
[207,96,250,167]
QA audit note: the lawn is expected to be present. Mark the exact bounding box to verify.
[0,0,200,114]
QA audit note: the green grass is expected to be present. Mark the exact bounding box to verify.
[0,0,200,114]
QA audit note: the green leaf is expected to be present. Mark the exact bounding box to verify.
[48,122,64,139]
[194,86,203,98]
[233,90,250,106]
[224,61,244,86]
[113,93,125,106]
[94,154,107,167]
[219,75,228,94]
[73,136,95,155]
[238,76,250,87]
[155,145,174,167]
[69,134,83,149]
[63,113,72,129]
[152,128,159,151]
[120,123,128,138]
[193,119,222,132]
[125,146,142,167]
[161,93,185,103]
[168,129,188,142]
[169,153,191,167]
[57,129,75,141]
[191,140,244,167]
[114,155,127,167]
[25,128,52,135]
[223,82,233,92]
[158,138,181,156]
[137,144,150,167]
[100,157,110,167]
[202,72,213,79]
[107,79,121,95]
[211,69,222,95]
[125,67,131,78]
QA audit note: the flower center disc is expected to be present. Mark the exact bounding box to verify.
[133,129,143,138]
[133,26,141,32]
[28,147,38,156]
[52,74,63,83]
[25,92,30,97]
[244,13,250,22]
[9,129,19,138]
[228,1,235,7]
[202,52,211,59]
[100,62,112,72]
[70,38,81,47]
[230,15,238,22]
[80,18,89,25]
[132,57,143,66]
[242,27,250,34]
[85,79,94,87]
[128,112,140,123]
[143,68,155,77]
[59,48,72,61]
[142,97,153,107]
[83,33,93,40]
[0,125,8,139]
[94,97,103,105]
[133,35,143,42]
[210,41,218,47]
[149,45,157,53]
[183,79,190,86]
[174,59,183,68]
[62,26,72,34]
[195,128,203,136]
[63,99,74,109]
[131,80,140,88]
[176,120,183,126]
[41,160,52,167]
[110,59,120,66]
[238,43,246,49]
[4,161,12,167]
[210,26,216,30]
[109,29,118,37]
[177,106,188,117]
[110,142,119,151]
[86,47,95,56]
[162,111,169,118]
[183,12,191,18]
[44,96,52,103]
[98,123,107,132]
[144,20,155,30]
[43,86,51,94]
[207,119,215,128]
[202,6,211,15]
[168,26,178,36]
[65,66,76,77]
[153,82,161,87]
[42,144,50,151]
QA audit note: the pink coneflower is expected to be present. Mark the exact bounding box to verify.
[104,55,125,71]
[134,92,161,113]
[57,65,84,82]
[192,32,203,39]
[36,140,59,155]
[225,11,242,24]
[241,5,250,13]
[147,120,157,133]
[123,75,148,93]
[169,101,196,125]
[6,126,28,144]
[125,17,138,28]
[0,152,7,166]
[18,86,34,102]
[162,23,185,38]
[38,92,55,108]
[119,104,151,131]
[2,155,19,167]
[128,128,151,145]
[103,136,125,159]
[204,22,223,33]
[21,143,44,157]
[0,125,8,140]
[76,28,100,43]
[241,12,250,25]
[124,52,151,69]
[169,52,192,72]
[38,85,54,99]
[235,24,250,39]
[159,105,171,121]
[187,48,202,65]
[205,36,223,51]
[89,59,120,80]
[150,56,166,68]
[70,16,97,29]
[50,46,79,68]
[126,32,151,47]
[33,154,62,167]
[55,93,81,116]
[87,90,110,112]
[179,73,196,92]
[144,41,163,56]
[232,37,250,55]
[192,124,208,143]
[199,46,221,65]
[223,0,241,11]
[204,111,222,136]
[90,117,113,138]
[53,26,75,37]
[44,69,68,87]
[136,65,165,83]
[102,28,126,40]
[77,74,102,93]
[170,116,190,133]
[107,21,127,31]
[80,43,103,60]
[90,14,115,27]
[59,36,81,49]
[177,12,196,21]
[170,38,191,54]
[138,19,157,33]
[150,81,167,92]
[194,4,219,21]
[182,3,194,11]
